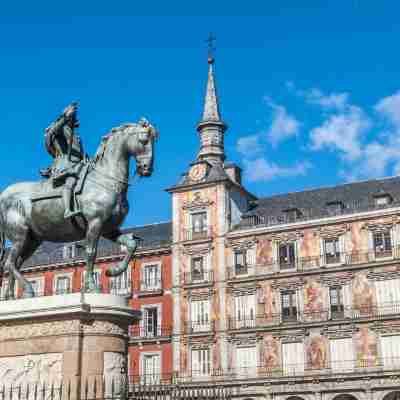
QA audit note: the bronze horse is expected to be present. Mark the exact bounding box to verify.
[0,120,157,298]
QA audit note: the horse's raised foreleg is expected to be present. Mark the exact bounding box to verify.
[104,231,139,277]
[84,218,102,293]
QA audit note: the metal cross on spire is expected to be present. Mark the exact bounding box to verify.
[205,33,216,64]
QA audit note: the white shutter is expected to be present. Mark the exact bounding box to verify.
[339,235,346,264]
[368,231,374,261]
[246,247,256,266]
[297,289,303,322]
[381,336,400,369]
[282,342,304,376]
[320,238,326,267]
[237,346,257,377]
[342,283,352,318]
[376,279,400,315]
[330,338,353,372]
[191,349,200,377]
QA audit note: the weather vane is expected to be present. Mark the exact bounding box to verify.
[205,33,216,63]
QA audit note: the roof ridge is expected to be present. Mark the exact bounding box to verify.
[258,175,400,202]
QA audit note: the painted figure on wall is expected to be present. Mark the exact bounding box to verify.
[353,272,375,315]
[263,334,280,370]
[307,335,327,370]
[303,280,325,321]
[258,282,277,323]
[354,327,378,367]
[257,238,273,268]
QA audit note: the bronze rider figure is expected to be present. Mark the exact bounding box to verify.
[40,102,86,219]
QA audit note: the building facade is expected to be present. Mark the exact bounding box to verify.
[2,52,400,400]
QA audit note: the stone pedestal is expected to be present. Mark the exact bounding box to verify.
[0,292,140,395]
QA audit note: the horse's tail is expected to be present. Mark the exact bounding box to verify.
[105,237,139,278]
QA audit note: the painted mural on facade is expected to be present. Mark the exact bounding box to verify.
[352,271,376,314]
[257,238,273,268]
[307,335,327,370]
[303,280,325,321]
[258,281,278,323]
[262,334,280,370]
[354,327,378,367]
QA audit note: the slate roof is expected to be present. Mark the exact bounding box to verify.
[238,176,400,229]
[22,221,172,269]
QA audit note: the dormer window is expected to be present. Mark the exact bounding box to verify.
[326,201,344,215]
[283,208,302,223]
[63,244,76,259]
[374,194,392,207]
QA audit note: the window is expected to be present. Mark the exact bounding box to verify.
[284,208,302,223]
[279,243,296,270]
[281,290,297,322]
[234,294,256,328]
[234,249,247,275]
[63,244,76,259]
[282,342,304,375]
[329,286,344,319]
[25,278,44,297]
[236,346,257,377]
[55,276,71,295]
[82,270,101,290]
[324,238,341,265]
[373,231,392,258]
[143,306,160,337]
[381,336,400,369]
[330,338,353,372]
[0,279,17,300]
[191,348,211,378]
[375,279,400,315]
[110,267,132,295]
[191,212,207,239]
[374,195,392,207]
[142,264,161,291]
[326,201,344,215]
[191,257,205,282]
[141,353,160,384]
[190,299,210,332]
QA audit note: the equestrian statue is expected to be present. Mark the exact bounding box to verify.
[0,102,157,298]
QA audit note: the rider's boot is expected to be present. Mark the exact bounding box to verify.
[63,186,81,219]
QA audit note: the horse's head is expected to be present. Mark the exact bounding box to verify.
[124,118,158,177]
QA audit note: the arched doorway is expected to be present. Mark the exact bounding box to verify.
[333,394,359,400]
[383,392,400,400]
[286,396,306,400]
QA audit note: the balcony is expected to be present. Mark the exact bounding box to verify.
[227,302,400,331]
[176,356,400,383]
[129,325,172,342]
[227,247,400,281]
[184,320,215,335]
[138,278,163,296]
[183,270,214,286]
[183,226,213,242]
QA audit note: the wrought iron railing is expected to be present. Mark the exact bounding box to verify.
[183,226,213,241]
[227,302,400,330]
[177,356,400,383]
[227,247,400,279]
[129,325,172,339]
[184,320,215,334]
[138,278,162,293]
[183,270,214,285]
[0,277,133,302]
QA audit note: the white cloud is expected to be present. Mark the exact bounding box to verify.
[265,99,300,146]
[309,105,370,161]
[375,90,400,128]
[243,157,312,182]
[287,82,349,111]
[236,134,263,156]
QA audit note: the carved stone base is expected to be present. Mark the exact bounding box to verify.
[0,293,140,395]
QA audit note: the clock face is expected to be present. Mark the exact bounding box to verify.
[189,164,207,182]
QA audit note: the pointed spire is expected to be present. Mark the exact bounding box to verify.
[196,35,227,164]
[201,57,222,122]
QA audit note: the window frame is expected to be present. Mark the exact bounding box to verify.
[281,290,298,322]
[53,272,73,295]
[140,351,162,384]
[141,262,162,291]
[278,242,297,271]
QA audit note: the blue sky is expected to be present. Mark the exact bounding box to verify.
[1,1,400,227]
